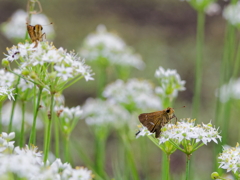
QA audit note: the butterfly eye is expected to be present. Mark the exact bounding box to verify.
[166,109,170,113]
[41,27,43,30]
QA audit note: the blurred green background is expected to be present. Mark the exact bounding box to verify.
[0,0,237,179]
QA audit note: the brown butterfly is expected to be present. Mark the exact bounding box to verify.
[137,107,177,138]
[26,23,47,48]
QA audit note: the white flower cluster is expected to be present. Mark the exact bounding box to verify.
[103,79,162,112]
[218,143,240,174]
[136,119,221,146]
[0,86,15,101]
[0,132,93,180]
[223,2,240,26]
[4,42,94,84]
[80,25,145,70]
[155,67,186,99]
[158,119,221,145]
[82,98,131,127]
[55,105,83,133]
[0,9,55,40]
[216,78,240,103]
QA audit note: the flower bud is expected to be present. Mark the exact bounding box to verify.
[211,172,220,179]
[2,59,9,67]
[21,69,30,76]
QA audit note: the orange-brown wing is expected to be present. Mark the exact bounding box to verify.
[138,111,165,138]
[27,25,36,42]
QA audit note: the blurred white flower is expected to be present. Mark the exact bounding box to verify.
[69,167,93,180]
[155,67,186,99]
[218,143,240,173]
[0,132,15,153]
[205,3,221,16]
[0,153,40,179]
[103,79,162,112]
[0,87,15,101]
[223,2,240,26]
[55,105,83,134]
[0,132,93,180]
[1,102,43,131]
[216,78,240,103]
[82,98,131,127]
[0,69,16,87]
[80,24,145,70]
[14,145,42,165]
[0,9,55,40]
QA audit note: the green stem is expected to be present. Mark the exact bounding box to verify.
[232,40,240,78]
[20,101,26,147]
[64,134,70,162]
[122,134,139,180]
[0,102,2,133]
[185,155,191,180]
[8,77,20,133]
[54,115,59,158]
[213,22,235,172]
[94,127,109,179]
[43,94,54,163]
[161,153,170,180]
[97,65,107,98]
[29,87,43,145]
[192,10,205,119]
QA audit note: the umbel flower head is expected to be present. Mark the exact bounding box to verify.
[218,143,240,174]
[0,9,55,41]
[215,78,240,103]
[82,98,131,128]
[3,41,93,92]
[0,132,93,180]
[80,24,145,70]
[223,2,240,27]
[155,67,186,99]
[137,119,221,155]
[103,78,162,112]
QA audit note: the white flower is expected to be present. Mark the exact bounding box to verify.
[136,126,153,138]
[0,133,93,180]
[0,69,16,87]
[205,3,221,16]
[158,119,221,145]
[14,145,43,165]
[218,143,240,173]
[82,98,131,127]
[0,154,40,179]
[155,67,185,99]
[54,64,74,81]
[0,9,55,40]
[4,41,94,88]
[80,24,145,70]
[216,78,240,103]
[223,2,240,26]
[0,86,15,101]
[0,133,15,153]
[2,132,15,141]
[69,167,93,180]
[103,79,162,112]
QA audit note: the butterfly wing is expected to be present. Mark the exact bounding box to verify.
[138,111,166,138]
